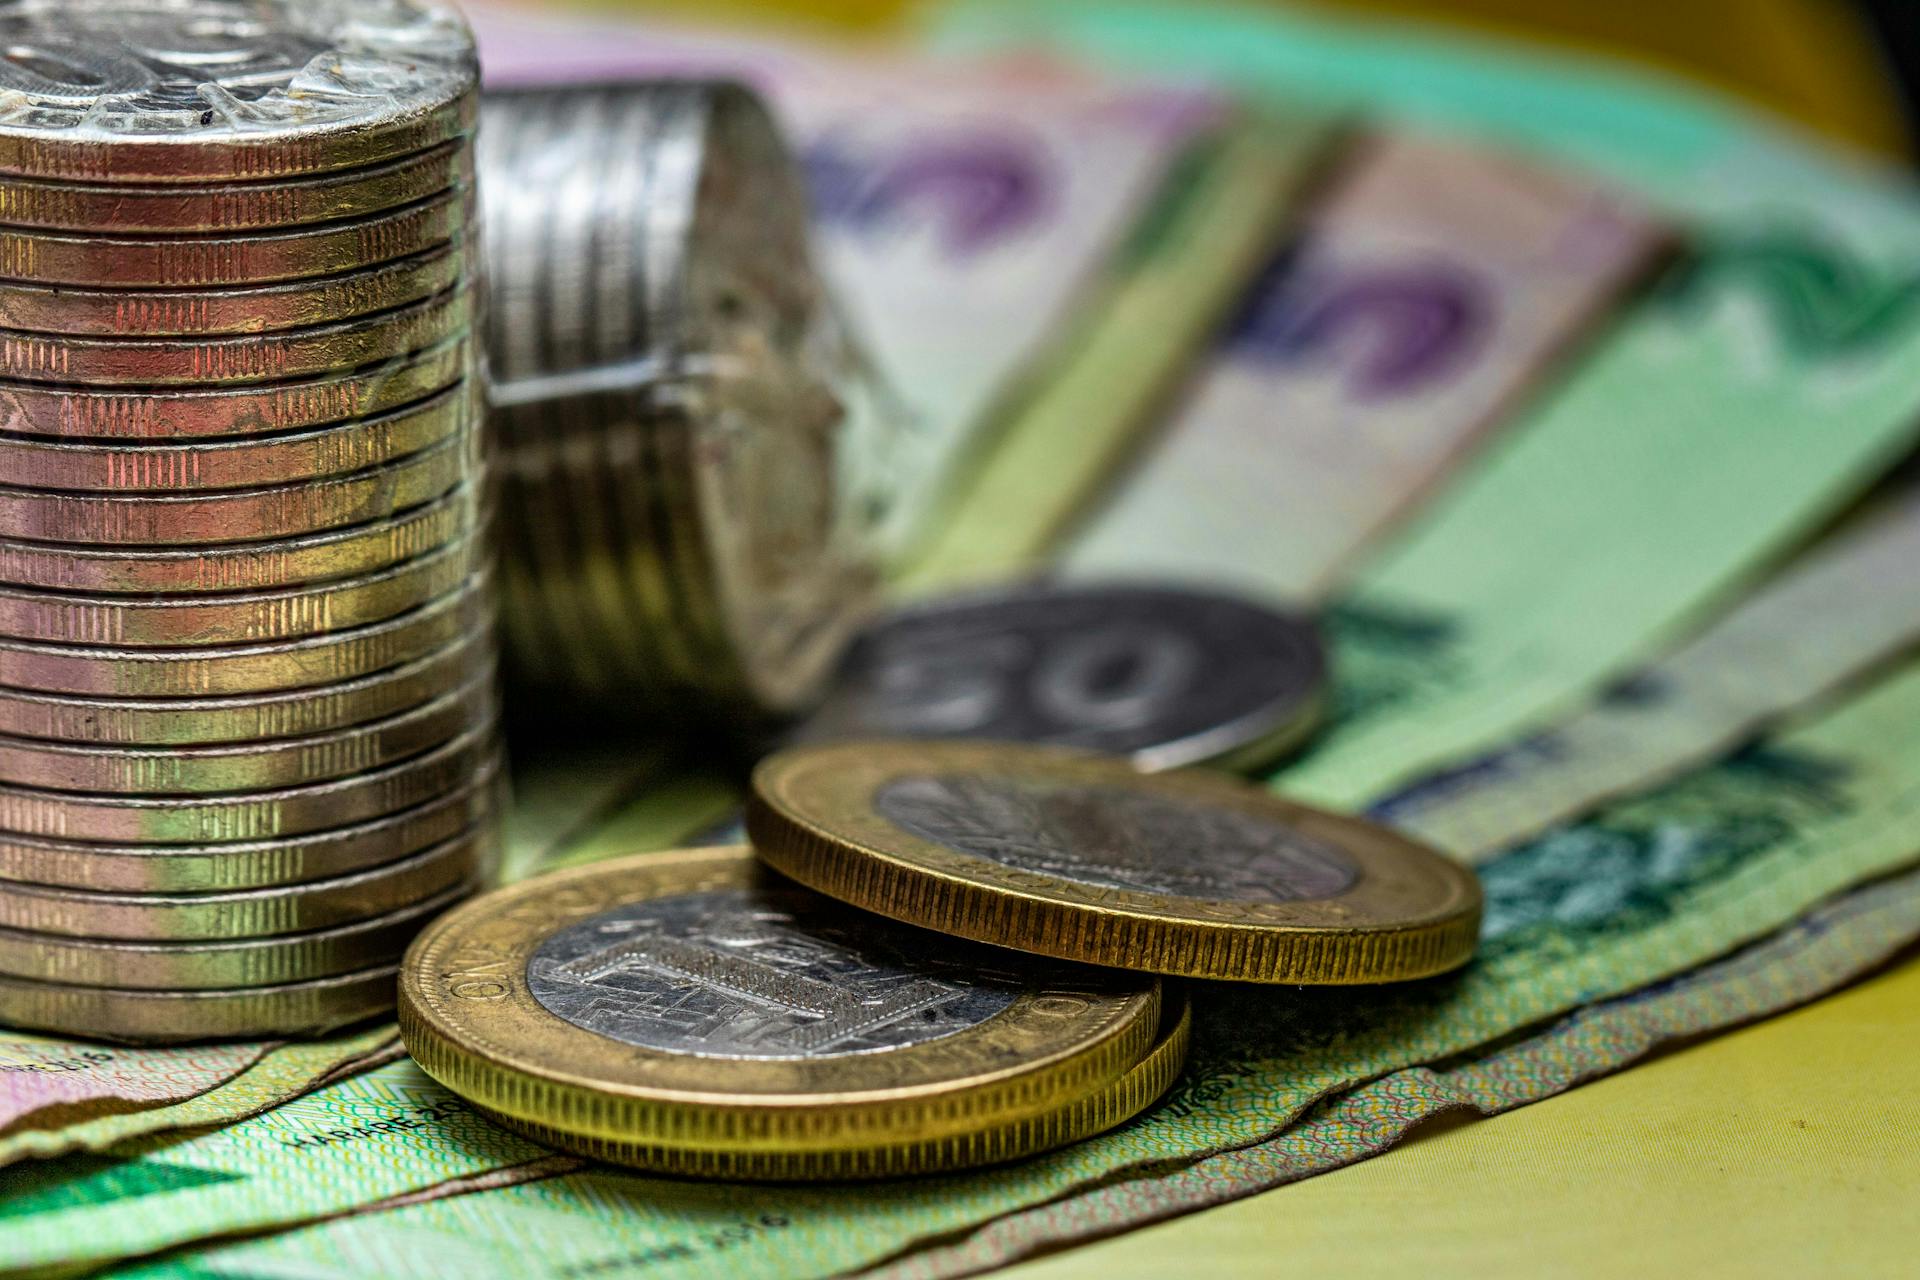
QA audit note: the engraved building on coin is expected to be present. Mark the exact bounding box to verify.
[0,0,500,1043]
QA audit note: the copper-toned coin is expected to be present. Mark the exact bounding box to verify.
[0,963,400,1043]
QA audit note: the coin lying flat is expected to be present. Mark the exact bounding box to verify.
[749,741,1483,984]
[0,884,472,990]
[400,845,1164,1179]
[0,964,400,1044]
[0,759,501,892]
[802,584,1328,772]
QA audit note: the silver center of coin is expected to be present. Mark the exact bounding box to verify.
[874,774,1361,903]
[526,888,1021,1060]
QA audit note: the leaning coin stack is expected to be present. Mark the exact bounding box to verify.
[0,0,501,1043]
[479,82,886,721]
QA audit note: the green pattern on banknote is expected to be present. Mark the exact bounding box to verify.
[1662,233,1920,357]
[0,1157,239,1224]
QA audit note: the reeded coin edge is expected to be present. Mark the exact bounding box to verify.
[0,963,399,1044]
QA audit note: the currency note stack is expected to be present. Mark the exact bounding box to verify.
[0,0,501,1043]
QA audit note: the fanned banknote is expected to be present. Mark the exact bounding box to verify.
[109,654,1920,1280]
[1064,127,1668,602]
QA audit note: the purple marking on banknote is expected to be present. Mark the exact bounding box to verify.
[805,132,1053,257]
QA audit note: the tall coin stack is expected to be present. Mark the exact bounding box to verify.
[480,83,884,722]
[0,0,500,1043]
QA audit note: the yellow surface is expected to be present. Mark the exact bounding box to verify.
[1004,955,1920,1280]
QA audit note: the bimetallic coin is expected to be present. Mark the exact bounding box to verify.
[0,575,490,697]
[803,584,1328,772]
[0,964,400,1043]
[0,429,473,545]
[0,1,476,186]
[0,483,481,594]
[0,885,471,990]
[0,188,473,288]
[0,285,473,386]
[0,720,496,843]
[0,336,470,440]
[0,631,493,745]
[399,846,1163,1176]
[0,141,471,234]
[0,825,492,940]
[0,758,501,891]
[748,741,1484,984]
[0,672,492,794]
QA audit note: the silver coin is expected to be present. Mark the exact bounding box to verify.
[801,583,1328,771]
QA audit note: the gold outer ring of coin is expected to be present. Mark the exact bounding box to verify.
[0,531,481,648]
[0,187,473,288]
[0,883,474,991]
[0,484,483,595]
[0,380,475,493]
[0,757,502,893]
[0,336,471,440]
[0,243,465,337]
[0,284,472,387]
[0,430,474,546]
[747,741,1485,985]
[0,575,491,697]
[0,672,494,795]
[0,823,494,941]
[0,632,494,746]
[0,963,402,1044]
[400,845,1164,1155]
[0,720,497,844]
[0,141,470,234]
[482,993,1193,1181]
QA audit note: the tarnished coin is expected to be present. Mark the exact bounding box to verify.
[0,244,464,337]
[803,584,1327,772]
[0,429,472,545]
[0,963,399,1043]
[0,884,471,990]
[0,141,470,234]
[748,741,1483,984]
[0,631,493,745]
[0,483,481,594]
[0,575,489,697]
[0,757,501,892]
[0,720,496,843]
[0,336,469,440]
[0,671,491,794]
[0,824,492,940]
[400,845,1164,1179]
[0,187,473,288]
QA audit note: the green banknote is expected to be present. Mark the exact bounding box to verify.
[114,655,1920,1280]
[935,0,1920,810]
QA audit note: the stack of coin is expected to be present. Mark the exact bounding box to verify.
[0,0,500,1043]
[478,82,884,721]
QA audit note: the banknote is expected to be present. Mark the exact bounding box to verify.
[113,655,1920,1280]
[936,0,1920,811]
[874,863,1920,1278]
[0,1041,268,1144]
[1065,126,1667,602]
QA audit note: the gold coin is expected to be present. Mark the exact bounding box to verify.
[481,991,1192,1181]
[747,741,1484,984]
[0,244,465,337]
[0,672,492,795]
[0,632,493,745]
[0,824,492,941]
[0,336,470,440]
[0,483,481,594]
[0,574,490,697]
[0,188,473,288]
[0,429,473,545]
[0,757,502,892]
[0,141,471,235]
[0,720,496,844]
[0,963,400,1044]
[0,284,472,387]
[0,883,471,991]
[399,845,1163,1170]
[0,381,475,493]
